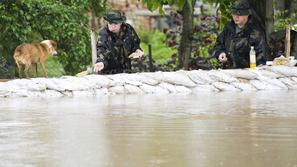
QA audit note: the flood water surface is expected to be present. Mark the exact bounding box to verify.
[1,91,297,167]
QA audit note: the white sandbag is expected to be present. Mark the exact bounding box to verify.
[140,71,164,83]
[162,71,196,87]
[56,79,81,91]
[251,69,281,79]
[72,90,95,97]
[27,90,63,97]
[212,82,240,91]
[126,73,159,86]
[109,85,125,94]
[60,90,73,97]
[0,84,10,97]
[208,70,238,83]
[279,78,297,89]
[125,79,142,86]
[30,78,50,86]
[111,73,143,86]
[250,80,283,90]
[107,74,126,86]
[192,85,219,93]
[44,90,64,97]
[139,84,169,94]
[25,78,47,91]
[84,74,111,88]
[39,78,65,92]
[9,89,29,97]
[5,79,29,87]
[126,80,142,86]
[6,79,46,91]
[185,70,214,84]
[140,84,157,93]
[69,77,96,88]
[4,80,24,91]
[53,78,88,91]
[27,91,46,97]
[175,85,192,94]
[222,69,258,80]
[154,85,170,94]
[291,77,297,83]
[257,76,288,89]
[124,84,143,94]
[267,66,297,77]
[95,88,109,96]
[231,82,257,91]
[158,83,191,94]
[159,82,177,93]
[62,77,96,91]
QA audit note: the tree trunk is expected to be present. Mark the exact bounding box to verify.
[178,0,195,70]
[90,10,97,65]
[289,0,297,58]
[285,24,291,58]
[265,0,274,60]
[275,0,297,58]
[292,32,297,58]
[248,0,265,24]
[248,0,274,59]
[265,0,274,41]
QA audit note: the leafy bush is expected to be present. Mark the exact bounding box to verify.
[139,29,177,64]
[0,0,93,77]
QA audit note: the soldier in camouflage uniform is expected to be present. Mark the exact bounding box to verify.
[93,10,144,74]
[213,1,267,68]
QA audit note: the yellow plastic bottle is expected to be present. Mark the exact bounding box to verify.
[249,46,256,68]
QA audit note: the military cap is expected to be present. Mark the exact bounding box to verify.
[103,10,126,24]
[231,1,250,16]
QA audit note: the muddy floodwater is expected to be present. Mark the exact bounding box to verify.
[1,91,297,167]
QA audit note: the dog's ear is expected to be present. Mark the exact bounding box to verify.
[50,40,57,49]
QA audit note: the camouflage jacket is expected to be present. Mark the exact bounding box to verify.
[96,23,141,74]
[213,17,267,68]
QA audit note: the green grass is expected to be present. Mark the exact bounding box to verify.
[26,56,65,77]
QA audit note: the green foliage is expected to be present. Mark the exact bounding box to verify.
[142,0,193,13]
[293,24,297,31]
[274,9,297,31]
[89,0,108,17]
[209,57,221,69]
[0,0,107,76]
[203,0,237,29]
[139,30,177,64]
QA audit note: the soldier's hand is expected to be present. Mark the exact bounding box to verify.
[218,52,228,63]
[93,62,104,73]
[129,49,144,59]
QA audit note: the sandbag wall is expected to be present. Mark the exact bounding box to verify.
[1,66,297,98]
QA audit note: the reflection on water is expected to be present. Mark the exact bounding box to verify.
[1,91,297,167]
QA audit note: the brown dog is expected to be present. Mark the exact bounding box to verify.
[13,40,57,78]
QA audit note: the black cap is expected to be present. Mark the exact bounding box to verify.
[103,10,126,24]
[231,1,250,16]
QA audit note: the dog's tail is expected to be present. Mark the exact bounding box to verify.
[13,50,21,62]
[13,46,22,59]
